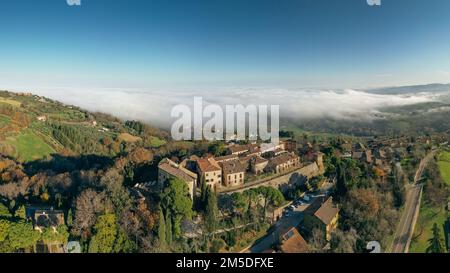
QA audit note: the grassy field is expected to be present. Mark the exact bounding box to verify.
[5,129,55,162]
[409,204,447,253]
[0,97,21,107]
[410,150,450,253]
[438,151,450,186]
[281,122,358,142]
[149,136,166,148]
[118,133,142,143]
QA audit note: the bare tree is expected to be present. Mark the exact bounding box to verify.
[72,189,112,239]
[330,228,358,253]
[309,228,326,253]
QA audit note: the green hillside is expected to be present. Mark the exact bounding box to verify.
[0,91,167,163]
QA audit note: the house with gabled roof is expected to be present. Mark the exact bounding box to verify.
[278,226,309,253]
[220,159,246,187]
[250,156,269,175]
[303,197,339,241]
[196,157,222,190]
[228,144,250,155]
[158,158,197,199]
[25,206,65,231]
[267,152,300,174]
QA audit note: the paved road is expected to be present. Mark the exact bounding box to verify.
[390,151,437,253]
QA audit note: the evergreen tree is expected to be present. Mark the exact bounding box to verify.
[426,223,445,253]
[165,209,173,246]
[205,187,218,233]
[88,214,118,253]
[7,221,41,251]
[200,180,207,208]
[157,208,166,248]
[160,177,193,239]
[67,208,73,227]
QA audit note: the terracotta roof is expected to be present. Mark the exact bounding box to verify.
[159,158,197,182]
[215,154,239,162]
[269,152,299,166]
[279,227,309,253]
[197,158,221,173]
[220,159,246,175]
[252,156,268,165]
[228,145,250,154]
[305,197,339,225]
[239,155,253,165]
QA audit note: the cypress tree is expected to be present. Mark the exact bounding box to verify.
[200,180,207,209]
[426,223,445,253]
[205,187,218,233]
[157,208,166,248]
[165,209,173,246]
[67,208,73,227]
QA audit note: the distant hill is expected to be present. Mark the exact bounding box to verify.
[282,83,450,137]
[367,83,450,95]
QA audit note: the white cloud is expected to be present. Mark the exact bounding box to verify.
[15,86,443,128]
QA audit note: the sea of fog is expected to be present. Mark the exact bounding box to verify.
[7,86,450,128]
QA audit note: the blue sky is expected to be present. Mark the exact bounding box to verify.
[1,0,450,90]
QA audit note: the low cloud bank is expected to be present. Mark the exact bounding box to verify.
[23,87,444,128]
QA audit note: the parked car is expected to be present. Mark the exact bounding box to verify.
[311,194,326,199]
[283,210,292,217]
[283,207,292,214]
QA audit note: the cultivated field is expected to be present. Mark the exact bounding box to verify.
[5,129,55,162]
[0,97,21,107]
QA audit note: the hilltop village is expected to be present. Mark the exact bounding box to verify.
[157,139,320,198]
